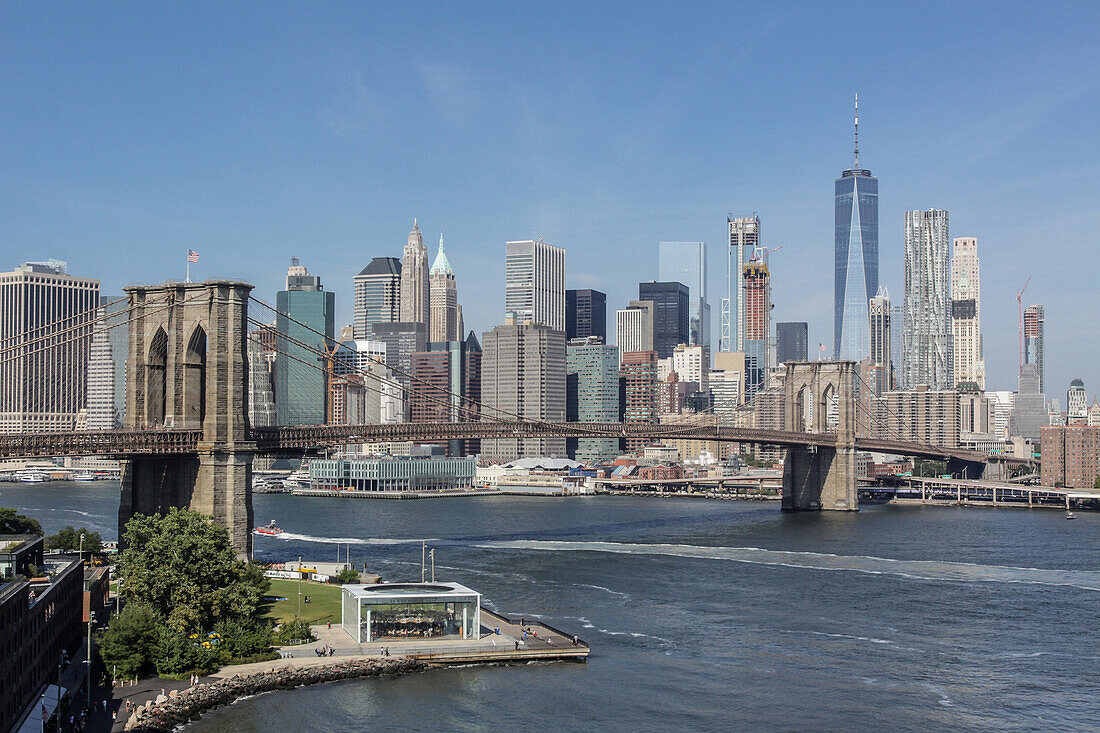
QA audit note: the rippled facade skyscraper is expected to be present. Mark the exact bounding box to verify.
[834,96,878,361]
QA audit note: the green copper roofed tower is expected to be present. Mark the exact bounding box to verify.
[834,94,879,361]
[430,233,463,342]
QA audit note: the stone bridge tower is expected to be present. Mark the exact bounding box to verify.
[780,361,858,511]
[119,281,255,554]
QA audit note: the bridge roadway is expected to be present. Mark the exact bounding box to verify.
[0,421,1019,467]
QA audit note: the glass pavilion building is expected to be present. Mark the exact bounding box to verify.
[341,582,481,643]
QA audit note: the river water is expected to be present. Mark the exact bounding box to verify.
[4,481,1099,731]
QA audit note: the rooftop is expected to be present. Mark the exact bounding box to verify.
[357,257,402,277]
[342,581,479,602]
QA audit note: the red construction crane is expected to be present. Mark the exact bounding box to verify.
[1016,275,1032,370]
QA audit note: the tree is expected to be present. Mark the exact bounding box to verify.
[335,567,361,584]
[118,508,268,634]
[45,525,103,554]
[0,507,42,535]
[1094,475,1100,490]
[275,619,314,645]
[98,604,160,679]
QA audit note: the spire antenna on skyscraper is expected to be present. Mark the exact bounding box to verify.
[853,93,860,169]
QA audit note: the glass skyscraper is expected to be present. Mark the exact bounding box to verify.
[275,259,335,426]
[658,241,710,349]
[834,97,878,361]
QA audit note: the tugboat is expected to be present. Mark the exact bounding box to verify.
[254,520,284,537]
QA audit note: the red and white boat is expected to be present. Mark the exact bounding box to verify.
[254,520,284,537]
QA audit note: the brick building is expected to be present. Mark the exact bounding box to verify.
[1041,425,1100,488]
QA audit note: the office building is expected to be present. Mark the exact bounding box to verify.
[275,258,335,426]
[615,300,654,362]
[711,367,743,427]
[722,215,759,352]
[776,322,808,364]
[462,332,482,455]
[1041,425,1100,489]
[410,350,457,428]
[0,259,99,433]
[1010,364,1048,440]
[247,340,276,428]
[1024,304,1045,394]
[1068,379,1087,424]
[99,294,130,426]
[638,281,689,359]
[742,261,771,399]
[671,343,709,392]
[333,339,387,376]
[400,219,430,330]
[371,322,428,396]
[481,320,566,462]
[565,289,606,341]
[659,241,710,348]
[871,386,961,448]
[429,234,462,343]
[951,237,984,389]
[903,209,952,389]
[868,287,892,395]
[85,302,119,430]
[1088,398,1100,427]
[566,337,620,462]
[834,96,879,361]
[620,350,659,453]
[505,239,565,331]
[353,257,401,339]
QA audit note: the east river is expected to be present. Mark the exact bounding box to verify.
[4,480,1099,731]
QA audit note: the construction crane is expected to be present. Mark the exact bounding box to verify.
[1016,275,1032,370]
[750,244,783,264]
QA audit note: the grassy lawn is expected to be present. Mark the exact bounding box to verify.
[260,578,343,626]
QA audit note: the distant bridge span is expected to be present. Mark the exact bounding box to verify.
[0,421,1022,468]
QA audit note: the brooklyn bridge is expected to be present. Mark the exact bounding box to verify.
[0,280,1027,554]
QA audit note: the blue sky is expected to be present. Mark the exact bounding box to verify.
[1,2,1097,397]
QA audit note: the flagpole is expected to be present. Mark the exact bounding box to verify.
[186,258,190,283]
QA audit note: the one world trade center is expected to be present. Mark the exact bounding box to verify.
[834,95,878,361]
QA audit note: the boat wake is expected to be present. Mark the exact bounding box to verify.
[472,539,1100,591]
[274,532,435,546]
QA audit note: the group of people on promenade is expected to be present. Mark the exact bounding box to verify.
[314,645,336,656]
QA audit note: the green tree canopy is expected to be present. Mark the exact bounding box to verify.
[119,508,268,634]
[98,603,160,679]
[45,525,103,553]
[0,507,43,535]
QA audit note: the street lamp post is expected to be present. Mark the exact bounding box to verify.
[86,610,96,710]
[297,555,302,621]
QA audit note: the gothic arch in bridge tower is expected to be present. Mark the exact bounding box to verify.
[145,327,168,427]
[182,324,207,429]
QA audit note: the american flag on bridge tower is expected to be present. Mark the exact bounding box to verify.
[187,249,200,263]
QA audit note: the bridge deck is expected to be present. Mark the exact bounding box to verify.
[0,422,1022,466]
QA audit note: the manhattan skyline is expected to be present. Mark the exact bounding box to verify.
[0,3,1096,393]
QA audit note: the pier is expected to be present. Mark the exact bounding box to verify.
[286,609,588,664]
